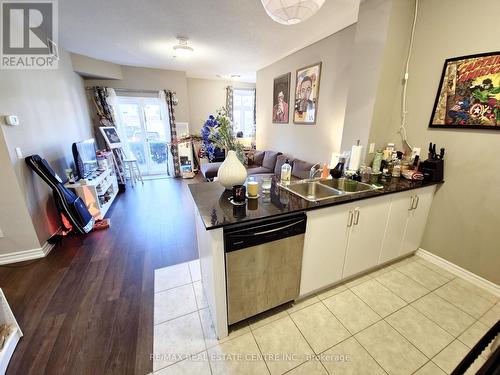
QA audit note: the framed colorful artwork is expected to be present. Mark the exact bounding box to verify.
[272,73,290,123]
[429,51,500,130]
[294,62,322,125]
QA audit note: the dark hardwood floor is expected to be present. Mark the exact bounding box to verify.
[0,176,201,375]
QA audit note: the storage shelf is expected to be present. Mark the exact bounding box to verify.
[96,174,115,197]
[0,289,22,375]
[99,188,118,218]
[64,167,113,189]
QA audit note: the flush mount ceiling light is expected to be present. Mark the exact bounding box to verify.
[173,37,193,57]
[260,0,325,25]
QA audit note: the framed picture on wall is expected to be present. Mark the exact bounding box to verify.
[100,126,122,149]
[429,51,500,130]
[272,73,290,123]
[294,62,322,125]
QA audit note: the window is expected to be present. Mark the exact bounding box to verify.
[115,97,172,176]
[232,89,255,137]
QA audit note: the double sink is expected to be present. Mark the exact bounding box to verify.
[280,178,378,202]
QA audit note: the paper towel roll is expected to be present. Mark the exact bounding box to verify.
[349,144,363,171]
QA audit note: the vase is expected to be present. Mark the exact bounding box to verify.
[217,150,247,190]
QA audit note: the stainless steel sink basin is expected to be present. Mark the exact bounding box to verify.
[320,178,377,194]
[280,180,345,202]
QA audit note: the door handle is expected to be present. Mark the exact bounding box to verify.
[347,211,354,227]
[353,209,360,225]
[414,195,420,210]
[409,196,415,210]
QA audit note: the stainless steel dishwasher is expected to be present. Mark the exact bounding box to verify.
[224,213,307,325]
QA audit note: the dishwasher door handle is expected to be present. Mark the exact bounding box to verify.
[250,219,305,236]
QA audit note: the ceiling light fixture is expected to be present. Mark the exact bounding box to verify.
[230,75,241,80]
[260,0,325,25]
[173,37,193,58]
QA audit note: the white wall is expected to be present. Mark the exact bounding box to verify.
[71,52,123,79]
[340,0,393,153]
[0,48,94,247]
[85,66,191,124]
[187,78,255,134]
[367,0,500,284]
[0,132,40,255]
[256,25,356,164]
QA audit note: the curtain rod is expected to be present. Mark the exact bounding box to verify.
[113,88,161,94]
[86,87,176,95]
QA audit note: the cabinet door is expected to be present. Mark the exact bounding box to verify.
[343,196,391,278]
[379,192,413,264]
[400,186,436,255]
[300,204,354,296]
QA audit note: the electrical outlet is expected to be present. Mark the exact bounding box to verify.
[15,147,23,159]
[0,228,4,238]
[411,147,421,158]
[369,143,375,154]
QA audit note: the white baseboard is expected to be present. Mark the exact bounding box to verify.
[416,248,500,297]
[0,228,61,265]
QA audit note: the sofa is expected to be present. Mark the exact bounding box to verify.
[200,150,316,181]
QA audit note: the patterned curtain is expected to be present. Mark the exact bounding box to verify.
[226,86,234,122]
[161,90,181,178]
[89,86,126,185]
[253,88,257,140]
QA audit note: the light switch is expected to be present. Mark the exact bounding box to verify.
[368,143,375,154]
[15,147,23,158]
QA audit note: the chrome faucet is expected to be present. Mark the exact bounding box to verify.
[309,163,322,180]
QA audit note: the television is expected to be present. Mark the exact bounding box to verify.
[72,138,98,180]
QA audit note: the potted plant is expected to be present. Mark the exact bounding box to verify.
[201,108,247,189]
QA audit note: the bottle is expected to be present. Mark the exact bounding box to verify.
[372,150,383,173]
[321,163,329,179]
[392,153,402,178]
[280,159,292,185]
[330,157,345,179]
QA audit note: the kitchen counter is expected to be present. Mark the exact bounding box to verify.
[188,176,443,230]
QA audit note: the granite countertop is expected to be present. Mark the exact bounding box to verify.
[189,176,443,230]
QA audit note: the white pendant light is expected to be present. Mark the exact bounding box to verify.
[260,0,326,25]
[173,37,194,58]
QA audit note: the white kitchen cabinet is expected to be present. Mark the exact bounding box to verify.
[379,186,436,262]
[342,196,391,278]
[400,186,435,256]
[379,191,414,263]
[300,186,436,297]
[301,204,353,295]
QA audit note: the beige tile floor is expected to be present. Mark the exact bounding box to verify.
[152,255,499,375]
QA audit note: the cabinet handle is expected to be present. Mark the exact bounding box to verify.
[347,211,354,227]
[414,195,420,209]
[409,196,415,210]
[353,209,360,225]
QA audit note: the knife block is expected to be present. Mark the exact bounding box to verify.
[420,159,444,182]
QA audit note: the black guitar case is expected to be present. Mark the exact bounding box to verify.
[25,155,94,234]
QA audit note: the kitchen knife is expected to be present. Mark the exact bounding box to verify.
[428,142,433,159]
[439,148,445,160]
[432,144,436,159]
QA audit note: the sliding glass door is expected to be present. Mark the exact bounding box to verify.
[116,97,171,176]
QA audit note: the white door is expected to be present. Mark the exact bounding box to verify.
[343,196,391,278]
[300,204,353,296]
[116,97,171,176]
[400,186,436,255]
[379,192,414,264]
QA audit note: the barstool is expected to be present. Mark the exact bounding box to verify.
[123,157,144,186]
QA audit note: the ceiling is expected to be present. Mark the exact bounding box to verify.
[59,0,360,82]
